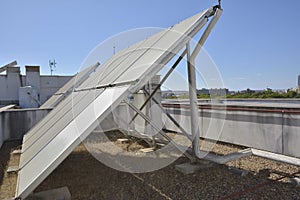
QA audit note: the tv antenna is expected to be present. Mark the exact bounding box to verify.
[113,44,116,55]
[218,0,222,8]
[49,59,57,76]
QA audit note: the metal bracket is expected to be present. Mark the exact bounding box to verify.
[74,79,139,92]
[54,62,100,96]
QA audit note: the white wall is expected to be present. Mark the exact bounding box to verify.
[163,104,300,159]
[19,86,40,108]
[25,67,40,91]
[0,66,73,107]
[0,67,21,103]
[39,76,72,104]
[0,108,51,149]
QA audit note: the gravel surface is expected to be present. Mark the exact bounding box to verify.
[0,131,299,200]
[0,141,21,199]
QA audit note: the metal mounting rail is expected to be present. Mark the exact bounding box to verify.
[197,147,300,167]
[73,79,139,92]
[199,148,253,164]
[251,149,300,167]
[54,62,100,95]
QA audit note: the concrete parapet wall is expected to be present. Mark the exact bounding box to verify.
[2,98,299,161]
[163,103,300,158]
[0,108,51,148]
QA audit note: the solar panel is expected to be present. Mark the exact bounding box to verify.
[16,7,217,199]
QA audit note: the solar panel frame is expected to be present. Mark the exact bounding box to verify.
[21,28,169,153]
[17,86,130,199]
[20,31,165,154]
[16,7,216,199]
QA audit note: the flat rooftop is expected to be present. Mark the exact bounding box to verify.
[1,131,300,199]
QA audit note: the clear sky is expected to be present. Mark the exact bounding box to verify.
[1,0,300,91]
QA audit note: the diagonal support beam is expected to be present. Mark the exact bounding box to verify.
[190,8,223,61]
[130,49,188,123]
[142,88,193,141]
[125,101,194,161]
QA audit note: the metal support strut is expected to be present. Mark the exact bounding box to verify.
[187,7,223,160]
[187,43,200,160]
[130,49,188,124]
[142,88,193,141]
[125,101,194,161]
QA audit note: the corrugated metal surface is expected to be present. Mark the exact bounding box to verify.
[16,8,213,199]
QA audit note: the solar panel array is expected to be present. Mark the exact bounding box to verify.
[16,7,214,199]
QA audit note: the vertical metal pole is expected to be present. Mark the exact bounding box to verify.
[186,43,200,159]
[187,8,222,160]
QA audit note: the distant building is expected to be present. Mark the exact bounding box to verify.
[197,88,209,95]
[197,88,228,96]
[161,90,188,98]
[0,61,73,108]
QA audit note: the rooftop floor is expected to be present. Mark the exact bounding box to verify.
[1,131,300,199]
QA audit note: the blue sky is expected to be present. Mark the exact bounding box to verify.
[1,0,300,90]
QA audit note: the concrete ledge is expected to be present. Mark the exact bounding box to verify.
[12,149,22,155]
[7,166,19,173]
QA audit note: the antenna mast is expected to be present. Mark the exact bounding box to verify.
[49,59,57,76]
